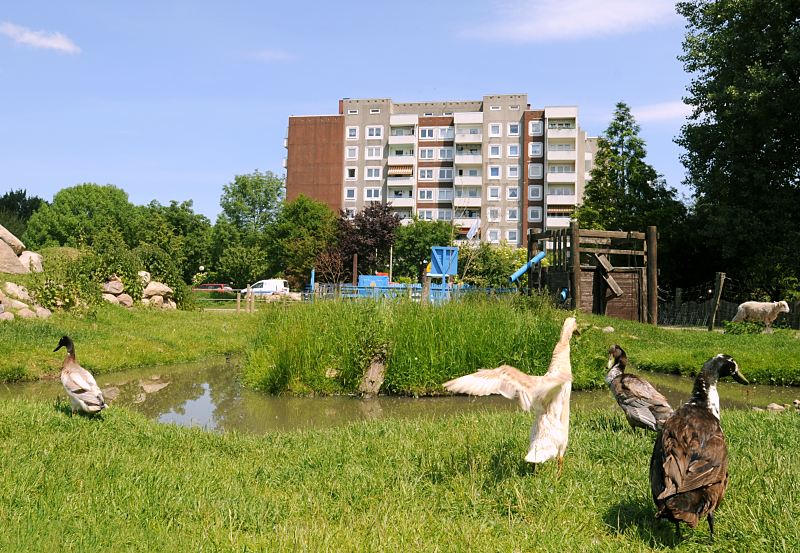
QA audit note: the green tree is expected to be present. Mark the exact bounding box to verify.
[266,195,337,289]
[23,184,138,249]
[214,245,268,289]
[0,189,45,238]
[459,242,527,288]
[676,0,800,294]
[219,170,284,244]
[393,218,453,281]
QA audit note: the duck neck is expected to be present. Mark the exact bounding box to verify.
[688,370,721,420]
[547,327,575,374]
[605,364,623,386]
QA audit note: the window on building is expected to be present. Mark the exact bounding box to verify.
[488,229,500,242]
[488,208,500,222]
[529,163,544,179]
[418,189,434,201]
[346,167,357,180]
[347,109,358,115]
[438,188,453,201]
[507,208,519,221]
[345,188,356,200]
[548,119,575,129]
[438,168,453,180]
[439,148,454,160]
[528,185,543,200]
[418,209,433,220]
[467,168,479,177]
[489,123,501,137]
[508,144,519,157]
[488,187,500,200]
[488,165,501,179]
[419,168,433,180]
[528,206,542,222]
[437,209,452,221]
[507,186,519,200]
[489,105,501,111]
[529,142,543,157]
[366,146,382,159]
[509,105,520,111]
[508,123,520,136]
[346,146,358,160]
[370,108,381,114]
[529,120,543,136]
[365,188,381,200]
[489,144,501,158]
[507,229,518,243]
[419,148,434,159]
[420,127,435,139]
[548,164,575,173]
[438,127,454,139]
[366,126,383,139]
[507,165,519,179]
[366,167,382,180]
[443,111,453,116]
[467,187,480,198]
[347,126,358,140]
[344,208,356,218]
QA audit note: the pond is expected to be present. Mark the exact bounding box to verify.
[1,361,797,435]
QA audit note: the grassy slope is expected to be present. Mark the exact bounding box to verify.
[0,305,260,382]
[0,400,797,552]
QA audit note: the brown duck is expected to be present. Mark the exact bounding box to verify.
[649,354,748,542]
[605,345,673,432]
[55,336,108,415]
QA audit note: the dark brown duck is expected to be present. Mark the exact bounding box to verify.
[649,354,748,542]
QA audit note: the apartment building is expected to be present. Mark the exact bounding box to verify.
[284,94,596,246]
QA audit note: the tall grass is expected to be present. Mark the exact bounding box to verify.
[0,305,260,382]
[0,400,797,551]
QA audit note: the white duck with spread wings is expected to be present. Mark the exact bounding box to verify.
[443,317,579,470]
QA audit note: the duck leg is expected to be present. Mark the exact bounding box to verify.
[557,455,564,477]
[674,522,681,541]
[708,512,714,543]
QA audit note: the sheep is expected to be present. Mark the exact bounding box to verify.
[731,300,790,332]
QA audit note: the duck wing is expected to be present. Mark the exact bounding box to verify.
[61,367,106,408]
[444,364,571,412]
[653,405,728,500]
[616,374,673,430]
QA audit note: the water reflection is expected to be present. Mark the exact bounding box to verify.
[0,362,796,435]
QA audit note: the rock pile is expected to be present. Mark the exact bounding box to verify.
[0,281,52,321]
[0,224,43,274]
[101,271,177,309]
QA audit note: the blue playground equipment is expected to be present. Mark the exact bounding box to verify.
[509,250,546,283]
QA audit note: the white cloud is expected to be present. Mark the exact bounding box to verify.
[0,21,81,54]
[249,49,296,62]
[633,100,691,123]
[464,0,677,43]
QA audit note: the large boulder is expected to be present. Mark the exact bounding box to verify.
[0,241,27,274]
[117,293,134,308]
[35,306,52,319]
[7,298,28,311]
[143,281,173,298]
[16,308,36,319]
[138,271,151,286]
[150,295,164,307]
[18,251,43,273]
[0,302,4,314]
[102,293,120,305]
[164,299,177,310]
[4,282,31,302]
[0,312,13,321]
[102,279,124,295]
[0,224,25,255]
[140,297,151,306]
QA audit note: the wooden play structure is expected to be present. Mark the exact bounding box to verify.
[527,222,658,324]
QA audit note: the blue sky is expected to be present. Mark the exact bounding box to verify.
[0,0,691,220]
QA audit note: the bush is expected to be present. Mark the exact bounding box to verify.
[27,247,102,311]
[723,320,765,334]
[134,243,192,309]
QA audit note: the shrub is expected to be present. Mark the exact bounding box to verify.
[723,320,765,334]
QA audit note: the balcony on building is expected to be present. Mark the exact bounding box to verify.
[454,175,482,186]
[388,197,415,208]
[454,196,482,208]
[455,126,482,144]
[546,204,574,229]
[387,152,416,166]
[455,145,482,165]
[387,175,415,187]
[390,114,419,126]
[546,216,572,228]
[389,128,417,145]
[453,112,483,125]
[546,144,576,161]
[546,164,576,184]
[546,194,577,205]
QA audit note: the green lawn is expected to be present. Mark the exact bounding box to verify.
[0,400,797,552]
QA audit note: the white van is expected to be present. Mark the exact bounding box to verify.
[243,279,289,295]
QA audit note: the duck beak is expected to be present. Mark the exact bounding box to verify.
[53,344,62,352]
[732,370,749,385]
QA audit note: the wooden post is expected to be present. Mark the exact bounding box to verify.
[707,271,726,331]
[352,253,358,286]
[570,220,581,310]
[646,225,658,325]
[526,228,535,296]
[421,275,431,304]
[236,291,241,314]
[246,285,252,313]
